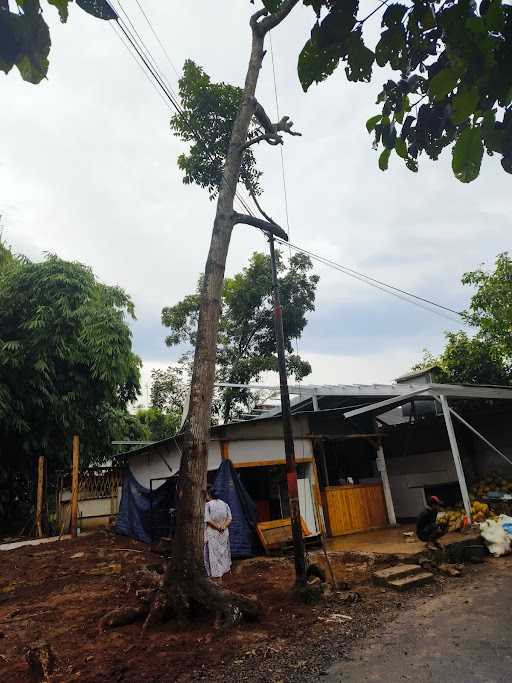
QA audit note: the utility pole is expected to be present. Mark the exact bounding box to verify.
[268,233,307,588]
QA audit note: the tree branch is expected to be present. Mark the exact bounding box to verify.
[248,187,280,226]
[243,99,301,149]
[242,132,283,149]
[249,7,269,30]
[257,0,301,35]
[232,212,288,241]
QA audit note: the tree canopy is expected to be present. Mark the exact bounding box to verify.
[413,252,512,384]
[161,250,319,422]
[150,361,188,416]
[131,407,181,443]
[170,60,263,199]
[0,242,141,522]
[0,0,116,84]
[263,0,512,182]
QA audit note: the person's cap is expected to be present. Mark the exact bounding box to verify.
[430,495,444,505]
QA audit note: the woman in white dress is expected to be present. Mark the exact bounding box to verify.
[204,486,232,580]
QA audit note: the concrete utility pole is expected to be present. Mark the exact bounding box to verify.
[268,233,307,587]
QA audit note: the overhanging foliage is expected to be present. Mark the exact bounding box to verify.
[0,0,116,84]
[265,0,512,182]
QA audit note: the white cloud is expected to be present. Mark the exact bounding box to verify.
[1,0,510,404]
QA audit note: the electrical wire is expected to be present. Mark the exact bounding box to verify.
[132,0,181,80]
[106,1,257,218]
[267,33,463,326]
[277,237,465,324]
[108,4,463,326]
[269,31,308,443]
[114,0,178,100]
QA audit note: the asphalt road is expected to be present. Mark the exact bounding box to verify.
[325,558,512,683]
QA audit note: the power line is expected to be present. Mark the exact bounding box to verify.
[108,4,463,327]
[114,0,178,100]
[276,237,465,324]
[132,0,181,80]
[106,2,256,217]
[267,32,462,325]
[109,20,171,112]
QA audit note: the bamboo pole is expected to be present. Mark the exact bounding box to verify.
[70,435,80,538]
[35,456,44,538]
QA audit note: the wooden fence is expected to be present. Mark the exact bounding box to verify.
[321,483,388,536]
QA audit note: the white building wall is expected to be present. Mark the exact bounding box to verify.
[228,438,313,464]
[127,438,312,488]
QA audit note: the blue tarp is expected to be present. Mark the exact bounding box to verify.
[116,461,257,556]
[213,459,258,558]
[115,468,174,544]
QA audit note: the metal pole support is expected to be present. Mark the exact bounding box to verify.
[375,439,397,526]
[439,395,472,520]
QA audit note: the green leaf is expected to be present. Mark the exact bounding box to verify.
[344,29,374,83]
[298,37,339,92]
[16,11,51,84]
[451,87,479,124]
[47,0,69,22]
[0,12,23,75]
[379,148,391,171]
[395,96,410,124]
[366,114,382,133]
[75,0,117,20]
[304,0,323,15]
[375,27,407,71]
[382,3,408,28]
[395,137,408,159]
[452,126,484,183]
[317,0,358,48]
[429,66,461,100]
[482,115,503,154]
[381,121,397,149]
[482,0,505,32]
[262,0,283,12]
[501,156,512,174]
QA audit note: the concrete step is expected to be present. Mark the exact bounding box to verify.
[387,571,435,591]
[373,563,423,586]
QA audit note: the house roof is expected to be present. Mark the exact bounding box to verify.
[343,382,512,420]
[114,381,512,459]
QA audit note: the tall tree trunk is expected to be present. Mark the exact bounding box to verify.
[145,2,299,628]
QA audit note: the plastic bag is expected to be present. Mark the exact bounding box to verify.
[479,519,511,557]
[498,514,512,537]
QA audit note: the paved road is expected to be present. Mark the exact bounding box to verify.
[325,559,512,683]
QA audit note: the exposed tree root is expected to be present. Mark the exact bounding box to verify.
[144,575,260,631]
[99,605,149,631]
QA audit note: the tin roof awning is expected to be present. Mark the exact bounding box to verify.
[343,383,512,419]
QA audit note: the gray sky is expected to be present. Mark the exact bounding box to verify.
[1,1,510,401]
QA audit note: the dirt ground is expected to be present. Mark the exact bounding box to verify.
[0,530,493,682]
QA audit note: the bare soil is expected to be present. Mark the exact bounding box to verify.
[0,530,488,682]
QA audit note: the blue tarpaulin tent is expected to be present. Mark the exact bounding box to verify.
[115,468,175,544]
[213,459,258,558]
